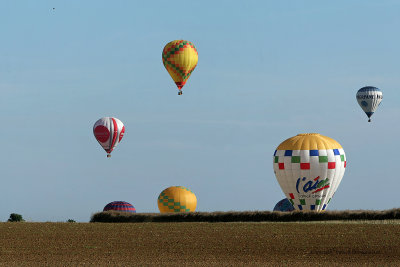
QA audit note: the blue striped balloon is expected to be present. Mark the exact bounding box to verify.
[273,198,295,212]
[356,86,383,122]
[103,201,136,213]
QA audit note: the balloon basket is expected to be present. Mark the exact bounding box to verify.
[368,119,371,122]
[107,154,111,158]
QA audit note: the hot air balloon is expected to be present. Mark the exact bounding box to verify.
[93,117,125,157]
[103,201,136,213]
[356,86,383,122]
[273,133,346,212]
[273,198,295,212]
[162,40,198,95]
[157,186,197,213]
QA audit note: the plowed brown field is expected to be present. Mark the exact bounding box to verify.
[1,222,399,266]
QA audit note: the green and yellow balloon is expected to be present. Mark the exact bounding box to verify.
[157,186,197,213]
[162,40,198,95]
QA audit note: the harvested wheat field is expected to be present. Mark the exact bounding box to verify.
[0,221,400,266]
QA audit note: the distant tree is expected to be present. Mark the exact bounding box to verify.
[67,219,76,223]
[8,213,24,222]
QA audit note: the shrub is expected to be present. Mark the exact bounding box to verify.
[67,219,76,223]
[90,208,400,223]
[8,213,24,222]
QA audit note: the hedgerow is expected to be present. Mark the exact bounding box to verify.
[90,208,400,223]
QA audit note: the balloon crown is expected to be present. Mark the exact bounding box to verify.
[297,133,320,136]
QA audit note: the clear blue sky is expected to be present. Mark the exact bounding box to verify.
[0,1,399,222]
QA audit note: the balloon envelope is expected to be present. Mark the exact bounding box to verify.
[162,40,198,93]
[93,117,125,157]
[103,201,136,213]
[356,86,382,122]
[273,198,295,212]
[273,133,346,212]
[158,186,197,213]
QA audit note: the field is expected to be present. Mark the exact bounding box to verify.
[1,221,400,266]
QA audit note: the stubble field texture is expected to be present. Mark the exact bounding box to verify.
[0,221,400,266]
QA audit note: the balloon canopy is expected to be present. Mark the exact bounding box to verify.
[162,40,198,95]
[93,117,125,157]
[356,86,383,122]
[273,198,295,212]
[103,201,136,213]
[157,186,197,213]
[273,133,346,212]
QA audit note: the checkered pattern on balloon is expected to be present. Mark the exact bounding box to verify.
[273,147,346,211]
[157,186,197,213]
[162,40,198,91]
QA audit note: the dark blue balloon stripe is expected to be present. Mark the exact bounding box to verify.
[358,86,381,92]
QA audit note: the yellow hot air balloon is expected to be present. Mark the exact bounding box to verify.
[157,186,197,213]
[162,40,198,95]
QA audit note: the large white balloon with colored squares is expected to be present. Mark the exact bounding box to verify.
[273,133,346,212]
